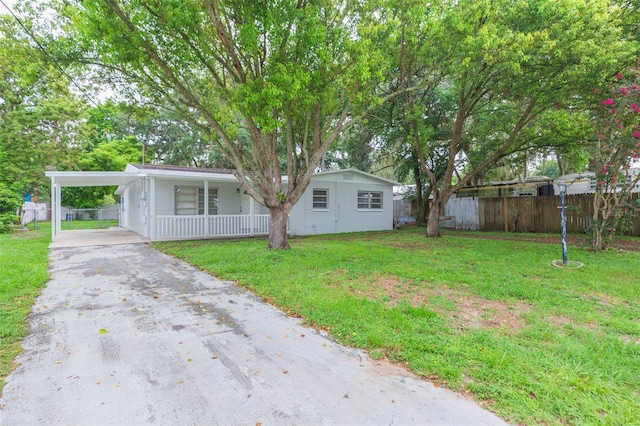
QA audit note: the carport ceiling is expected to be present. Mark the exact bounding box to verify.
[45,171,141,187]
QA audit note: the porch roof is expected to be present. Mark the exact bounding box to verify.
[124,164,238,183]
[45,171,141,187]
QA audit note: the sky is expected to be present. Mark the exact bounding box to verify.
[0,0,18,16]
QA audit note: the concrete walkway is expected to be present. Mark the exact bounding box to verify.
[49,228,150,248]
[0,243,507,425]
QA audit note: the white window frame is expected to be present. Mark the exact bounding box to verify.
[312,188,329,210]
[175,186,218,215]
[357,190,383,210]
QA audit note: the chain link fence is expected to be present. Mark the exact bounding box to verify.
[19,204,121,230]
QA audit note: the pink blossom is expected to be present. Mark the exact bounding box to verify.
[633,130,640,139]
[599,133,607,139]
[630,103,640,113]
[615,74,623,80]
[619,87,628,95]
[602,98,614,106]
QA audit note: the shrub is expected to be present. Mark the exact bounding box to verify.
[0,184,22,233]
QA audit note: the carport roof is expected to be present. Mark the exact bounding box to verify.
[45,171,141,187]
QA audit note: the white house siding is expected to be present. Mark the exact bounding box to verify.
[114,166,395,240]
[121,177,148,237]
[152,179,265,216]
[288,172,394,236]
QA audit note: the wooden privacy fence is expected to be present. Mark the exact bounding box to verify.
[478,194,640,235]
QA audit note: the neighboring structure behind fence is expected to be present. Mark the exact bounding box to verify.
[393,197,414,219]
[444,196,480,230]
[20,202,49,225]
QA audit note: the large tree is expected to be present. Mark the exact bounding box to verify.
[0,14,82,199]
[55,0,379,249]
[387,0,637,237]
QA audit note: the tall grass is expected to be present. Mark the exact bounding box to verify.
[156,228,640,425]
[0,227,50,392]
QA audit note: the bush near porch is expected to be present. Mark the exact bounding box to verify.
[156,227,640,425]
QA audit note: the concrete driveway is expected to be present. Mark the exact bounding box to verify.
[0,243,507,425]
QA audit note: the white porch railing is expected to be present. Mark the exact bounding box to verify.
[154,214,270,241]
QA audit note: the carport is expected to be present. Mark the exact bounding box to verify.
[45,171,142,243]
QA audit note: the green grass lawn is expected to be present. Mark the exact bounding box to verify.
[0,226,50,393]
[61,218,117,230]
[156,227,640,425]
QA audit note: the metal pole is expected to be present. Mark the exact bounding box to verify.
[559,181,568,266]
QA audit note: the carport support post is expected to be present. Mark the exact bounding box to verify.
[204,180,209,237]
[56,183,62,235]
[149,177,156,240]
[50,177,56,241]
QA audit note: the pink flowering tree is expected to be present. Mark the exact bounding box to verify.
[590,68,640,250]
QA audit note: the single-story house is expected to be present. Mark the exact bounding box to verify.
[45,164,398,242]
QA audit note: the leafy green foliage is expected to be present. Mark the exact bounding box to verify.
[377,0,637,236]
[0,15,84,199]
[0,183,21,233]
[61,136,143,208]
[56,0,383,248]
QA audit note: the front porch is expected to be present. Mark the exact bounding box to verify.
[153,214,270,241]
[46,166,271,243]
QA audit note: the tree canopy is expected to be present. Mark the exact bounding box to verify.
[55,0,382,248]
[0,14,82,199]
[3,0,639,245]
[375,0,638,236]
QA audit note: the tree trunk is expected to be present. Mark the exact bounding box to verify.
[421,187,432,226]
[426,197,444,237]
[591,191,609,251]
[268,205,290,249]
[415,198,426,227]
[414,167,425,226]
[556,153,565,177]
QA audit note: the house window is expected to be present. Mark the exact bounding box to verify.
[313,188,329,209]
[357,191,383,209]
[175,186,218,215]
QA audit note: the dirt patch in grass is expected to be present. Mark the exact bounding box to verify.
[620,334,640,344]
[385,242,434,251]
[548,315,573,327]
[10,230,44,239]
[341,276,532,332]
[581,292,629,307]
[432,286,533,332]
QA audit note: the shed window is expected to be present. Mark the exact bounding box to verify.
[357,191,383,209]
[313,188,329,209]
[175,186,218,215]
